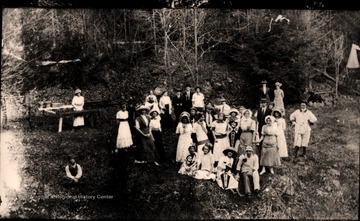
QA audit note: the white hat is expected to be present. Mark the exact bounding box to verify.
[245,146,253,152]
[75,89,81,94]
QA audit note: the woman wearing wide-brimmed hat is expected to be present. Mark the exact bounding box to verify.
[134,105,160,166]
[175,111,194,163]
[71,88,85,128]
[216,148,238,191]
[272,109,288,158]
[273,82,285,116]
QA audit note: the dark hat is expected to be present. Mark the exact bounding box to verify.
[188,145,196,151]
[259,98,269,103]
[206,103,214,110]
[136,105,150,112]
[194,86,201,91]
[190,107,197,111]
[272,109,283,117]
[175,88,182,92]
[261,80,267,84]
[223,148,238,158]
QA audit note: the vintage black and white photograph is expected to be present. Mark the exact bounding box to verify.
[1,0,359,220]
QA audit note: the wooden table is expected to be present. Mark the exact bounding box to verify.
[38,106,100,132]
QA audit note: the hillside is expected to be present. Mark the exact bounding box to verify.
[0,93,359,220]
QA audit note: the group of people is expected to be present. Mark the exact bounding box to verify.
[65,80,318,198]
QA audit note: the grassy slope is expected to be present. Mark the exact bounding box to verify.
[0,97,359,220]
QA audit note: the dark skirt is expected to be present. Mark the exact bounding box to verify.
[135,132,158,163]
[151,130,166,163]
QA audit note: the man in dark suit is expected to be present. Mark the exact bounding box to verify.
[255,98,272,160]
[183,84,193,113]
[259,80,271,102]
[172,88,185,123]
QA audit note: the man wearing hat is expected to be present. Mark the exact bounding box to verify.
[205,103,216,144]
[192,86,205,112]
[183,84,193,113]
[134,105,160,166]
[235,146,260,198]
[259,80,271,102]
[71,88,85,129]
[289,101,317,158]
[172,88,185,123]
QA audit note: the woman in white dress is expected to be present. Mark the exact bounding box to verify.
[175,112,194,162]
[211,112,230,164]
[272,109,288,158]
[115,103,133,151]
[72,88,85,128]
[273,82,285,116]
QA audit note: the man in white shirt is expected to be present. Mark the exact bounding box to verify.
[192,86,205,112]
[289,101,317,158]
[235,146,260,198]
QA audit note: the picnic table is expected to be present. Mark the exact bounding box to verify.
[38,105,100,132]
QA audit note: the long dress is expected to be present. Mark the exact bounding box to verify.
[175,122,194,162]
[274,89,285,115]
[116,110,133,149]
[135,115,158,163]
[72,95,84,127]
[238,117,256,156]
[260,124,281,166]
[212,120,230,162]
[216,156,238,190]
[274,117,288,157]
[178,161,197,177]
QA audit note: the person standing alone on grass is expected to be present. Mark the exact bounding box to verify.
[115,102,133,152]
[72,88,85,129]
[289,101,317,158]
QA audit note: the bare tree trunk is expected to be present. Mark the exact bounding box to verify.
[194,8,199,86]
[152,9,157,53]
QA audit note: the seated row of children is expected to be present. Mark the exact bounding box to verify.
[178,143,260,198]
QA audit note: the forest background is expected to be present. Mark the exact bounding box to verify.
[1,2,360,220]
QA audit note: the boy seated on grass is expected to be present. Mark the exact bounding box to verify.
[63,157,83,186]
